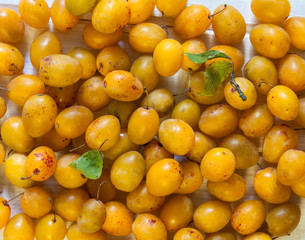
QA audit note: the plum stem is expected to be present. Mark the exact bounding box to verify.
[96,181,106,201]
[287,50,305,54]
[0,87,9,92]
[7,192,24,203]
[161,12,169,35]
[208,4,227,19]
[98,139,109,152]
[229,63,247,101]
[69,143,87,152]
[48,198,57,223]
[258,81,274,88]
[257,163,264,169]
[21,168,40,180]
[186,72,192,93]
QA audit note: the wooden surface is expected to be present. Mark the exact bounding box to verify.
[0,0,305,239]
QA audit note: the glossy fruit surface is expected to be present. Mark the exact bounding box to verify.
[30,31,62,69]
[19,0,50,29]
[54,188,90,222]
[174,5,211,39]
[21,186,53,218]
[0,96,6,119]
[153,39,184,77]
[207,173,246,202]
[65,0,97,16]
[0,142,5,166]
[3,213,35,240]
[55,105,93,139]
[107,100,138,128]
[77,198,106,233]
[7,75,46,106]
[295,95,305,127]
[36,127,71,152]
[130,55,160,92]
[171,99,201,129]
[212,4,246,45]
[128,0,156,24]
[284,16,305,50]
[186,131,216,163]
[220,134,259,169]
[129,23,167,53]
[277,149,305,186]
[175,161,203,194]
[0,7,24,43]
[158,119,195,155]
[110,151,145,192]
[141,88,175,117]
[160,195,194,232]
[243,55,278,94]
[205,232,237,240]
[254,167,291,204]
[103,129,139,161]
[128,107,159,145]
[156,0,187,17]
[67,47,97,79]
[77,76,112,112]
[231,200,265,235]
[174,228,204,240]
[1,116,34,153]
[0,43,24,76]
[251,0,291,24]
[193,200,232,233]
[132,213,167,240]
[278,54,305,92]
[266,203,301,236]
[143,139,174,174]
[263,124,298,164]
[103,70,144,101]
[39,54,83,88]
[146,158,184,196]
[198,104,239,138]
[92,0,130,33]
[22,94,58,138]
[4,153,34,189]
[67,223,106,240]
[126,181,166,214]
[292,177,305,198]
[25,146,56,181]
[96,46,131,76]
[102,201,134,236]
[243,232,272,240]
[86,115,121,151]
[50,0,79,31]
[200,147,236,182]
[267,85,299,121]
[0,197,11,230]
[250,24,291,59]
[239,104,274,138]
[82,23,123,50]
[35,214,66,240]
[55,153,88,188]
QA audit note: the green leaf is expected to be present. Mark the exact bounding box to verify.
[69,150,103,180]
[201,61,232,96]
[185,50,232,64]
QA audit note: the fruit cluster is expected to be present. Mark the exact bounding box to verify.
[0,0,305,239]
